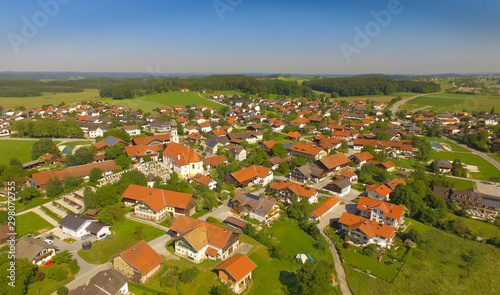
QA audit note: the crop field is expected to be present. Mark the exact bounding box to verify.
[0,89,100,109]
[101,91,225,112]
[404,92,500,113]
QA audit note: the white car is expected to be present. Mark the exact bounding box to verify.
[44,239,54,245]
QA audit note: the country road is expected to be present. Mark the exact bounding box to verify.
[390,93,433,116]
[443,137,500,171]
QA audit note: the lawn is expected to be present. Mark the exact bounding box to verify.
[404,92,500,113]
[200,90,245,98]
[392,158,417,169]
[488,153,500,164]
[346,220,500,295]
[101,91,224,112]
[26,262,77,295]
[77,218,164,264]
[426,136,471,153]
[16,212,54,237]
[442,177,476,190]
[14,196,51,213]
[433,151,500,180]
[0,89,100,109]
[0,139,38,165]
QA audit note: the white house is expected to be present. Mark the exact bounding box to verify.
[58,214,110,239]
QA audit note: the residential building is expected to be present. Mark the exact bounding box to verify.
[309,197,340,221]
[433,186,500,216]
[268,179,318,204]
[226,166,273,187]
[338,212,395,248]
[170,216,240,263]
[290,163,326,183]
[326,177,351,197]
[94,136,129,151]
[366,184,393,201]
[357,197,405,228]
[189,173,217,190]
[314,153,351,175]
[228,145,247,161]
[121,184,197,220]
[69,269,129,295]
[113,240,164,283]
[232,192,280,224]
[203,155,229,169]
[125,144,163,161]
[16,238,57,266]
[290,142,326,160]
[58,214,111,239]
[0,224,15,245]
[351,151,374,165]
[132,134,172,146]
[339,169,358,183]
[215,255,257,293]
[123,125,141,135]
[163,142,203,177]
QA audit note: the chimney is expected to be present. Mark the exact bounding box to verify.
[178,154,181,160]
[133,248,136,254]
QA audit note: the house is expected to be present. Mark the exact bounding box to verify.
[202,138,224,154]
[189,173,217,190]
[436,160,453,173]
[338,212,396,248]
[357,196,405,228]
[433,186,500,216]
[94,136,130,151]
[314,153,351,175]
[203,155,229,169]
[268,180,318,204]
[170,216,240,263]
[69,269,129,295]
[226,166,273,187]
[366,184,393,201]
[132,133,173,146]
[58,214,111,238]
[352,151,374,166]
[147,121,171,133]
[262,140,277,153]
[370,160,396,171]
[180,88,190,92]
[0,224,15,245]
[384,178,407,190]
[215,254,257,293]
[162,142,203,177]
[268,156,289,170]
[228,145,247,161]
[326,177,351,197]
[87,124,110,138]
[125,144,163,161]
[309,197,340,222]
[123,124,141,136]
[227,131,262,144]
[16,238,57,266]
[290,142,326,160]
[339,169,358,183]
[113,240,164,283]
[121,184,197,220]
[290,163,326,183]
[223,217,248,233]
[232,192,280,224]
[31,160,121,189]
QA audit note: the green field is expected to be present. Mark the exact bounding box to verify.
[488,153,500,164]
[442,177,476,190]
[0,89,100,109]
[16,212,54,237]
[426,136,471,153]
[101,91,224,112]
[0,140,38,165]
[200,90,245,98]
[433,151,500,180]
[404,92,500,113]
[77,218,164,264]
[345,220,500,295]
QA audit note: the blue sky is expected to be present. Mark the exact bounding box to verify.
[1,0,499,74]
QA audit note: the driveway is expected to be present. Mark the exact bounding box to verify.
[198,199,232,221]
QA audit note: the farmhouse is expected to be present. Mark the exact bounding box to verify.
[215,254,257,293]
[189,173,217,190]
[231,192,280,224]
[338,212,396,248]
[16,238,57,266]
[268,179,318,204]
[226,166,273,187]
[314,153,351,175]
[113,240,164,283]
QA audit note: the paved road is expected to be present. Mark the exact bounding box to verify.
[443,136,500,171]
[197,91,229,107]
[198,199,231,221]
[321,226,352,295]
[390,93,439,116]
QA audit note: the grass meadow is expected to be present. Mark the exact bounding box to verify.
[432,151,500,180]
[404,92,500,113]
[16,212,54,237]
[0,89,100,109]
[0,139,38,165]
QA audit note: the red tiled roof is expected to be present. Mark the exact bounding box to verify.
[203,155,228,167]
[32,161,120,187]
[310,197,340,218]
[163,142,202,166]
[189,173,214,186]
[230,166,271,183]
[215,254,257,282]
[338,212,395,239]
[357,197,405,220]
[121,184,196,212]
[114,240,163,275]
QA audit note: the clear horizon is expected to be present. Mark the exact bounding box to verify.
[2,0,499,74]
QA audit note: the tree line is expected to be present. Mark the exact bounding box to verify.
[302,76,441,97]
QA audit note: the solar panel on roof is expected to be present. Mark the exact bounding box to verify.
[305,187,310,190]
[104,136,119,146]
[247,194,260,200]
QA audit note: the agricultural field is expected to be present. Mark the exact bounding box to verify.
[200,90,245,98]
[0,89,100,109]
[0,139,38,165]
[432,151,500,180]
[404,92,500,113]
[101,91,225,112]
[345,220,500,295]
[16,212,54,237]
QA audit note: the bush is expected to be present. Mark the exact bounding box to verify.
[313,235,329,250]
[363,248,374,257]
[37,271,45,281]
[57,286,69,295]
[179,267,199,284]
[269,244,288,260]
[47,265,67,281]
[343,242,350,249]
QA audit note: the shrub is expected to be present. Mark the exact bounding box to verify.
[343,242,350,249]
[57,287,69,295]
[37,271,45,281]
[47,265,67,281]
[179,267,199,283]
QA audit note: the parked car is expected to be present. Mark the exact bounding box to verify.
[44,239,54,245]
[81,234,92,240]
[45,235,54,240]
[82,241,92,250]
[44,260,54,268]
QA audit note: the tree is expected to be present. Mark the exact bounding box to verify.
[37,271,46,281]
[105,143,125,159]
[83,187,97,209]
[118,170,147,187]
[375,131,391,141]
[57,287,69,295]
[271,143,287,158]
[134,225,145,240]
[491,106,495,115]
[17,186,42,204]
[0,256,36,295]
[64,176,83,191]
[296,262,334,295]
[66,147,95,167]
[103,128,131,143]
[278,161,290,175]
[94,184,120,208]
[9,158,22,167]
[114,154,132,169]
[102,203,128,223]
[31,138,59,160]
[89,168,103,183]
[269,243,288,260]
[179,267,200,284]
[53,250,72,264]
[47,265,67,281]
[98,211,115,226]
[46,178,64,198]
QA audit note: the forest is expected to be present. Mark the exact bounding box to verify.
[302,76,441,97]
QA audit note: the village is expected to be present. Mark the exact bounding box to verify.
[1,89,500,295]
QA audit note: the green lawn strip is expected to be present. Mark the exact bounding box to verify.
[26,266,75,295]
[488,153,500,164]
[392,158,417,169]
[15,196,51,213]
[433,151,500,180]
[77,219,165,264]
[16,211,54,237]
[441,176,476,190]
[443,212,500,240]
[0,139,38,165]
[346,220,500,295]
[190,208,210,219]
[40,205,62,222]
